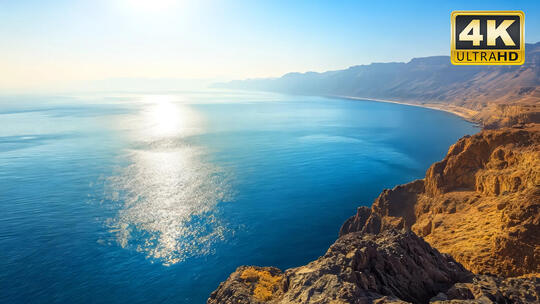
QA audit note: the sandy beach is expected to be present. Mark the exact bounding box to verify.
[333,95,479,123]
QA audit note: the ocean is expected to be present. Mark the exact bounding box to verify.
[0,91,478,303]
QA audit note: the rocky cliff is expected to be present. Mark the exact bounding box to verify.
[208,231,539,304]
[209,230,472,304]
[340,124,540,277]
[209,125,540,303]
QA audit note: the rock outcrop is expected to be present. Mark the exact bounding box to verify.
[208,231,539,304]
[209,230,472,304]
[340,125,540,277]
[434,275,540,303]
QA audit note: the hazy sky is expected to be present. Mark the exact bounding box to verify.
[1,0,539,91]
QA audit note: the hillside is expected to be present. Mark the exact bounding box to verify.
[340,124,540,277]
[216,43,540,128]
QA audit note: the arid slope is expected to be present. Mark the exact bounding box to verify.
[340,124,540,277]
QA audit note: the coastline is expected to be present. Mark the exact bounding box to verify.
[332,95,479,124]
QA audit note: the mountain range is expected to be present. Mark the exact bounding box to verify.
[216,42,540,128]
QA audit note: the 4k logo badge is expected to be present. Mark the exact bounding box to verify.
[451,11,524,65]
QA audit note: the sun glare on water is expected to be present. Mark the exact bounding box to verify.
[144,95,188,137]
[106,95,233,265]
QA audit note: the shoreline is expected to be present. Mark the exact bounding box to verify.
[332,95,479,124]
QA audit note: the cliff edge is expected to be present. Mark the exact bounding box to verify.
[209,230,473,304]
[208,231,539,304]
[340,124,540,277]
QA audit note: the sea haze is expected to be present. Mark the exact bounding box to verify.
[0,91,478,304]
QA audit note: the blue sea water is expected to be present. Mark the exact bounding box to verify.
[0,91,478,304]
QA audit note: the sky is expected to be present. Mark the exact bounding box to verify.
[1,0,539,92]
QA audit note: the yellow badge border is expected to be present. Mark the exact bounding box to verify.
[450,10,525,65]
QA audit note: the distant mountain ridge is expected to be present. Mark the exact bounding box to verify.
[216,42,540,128]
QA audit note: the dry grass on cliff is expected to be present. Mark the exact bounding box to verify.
[240,267,282,301]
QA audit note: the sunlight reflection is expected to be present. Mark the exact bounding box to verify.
[139,95,203,139]
[106,96,232,265]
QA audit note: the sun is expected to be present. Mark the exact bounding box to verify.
[124,0,178,13]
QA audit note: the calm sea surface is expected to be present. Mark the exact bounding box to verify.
[0,91,478,303]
